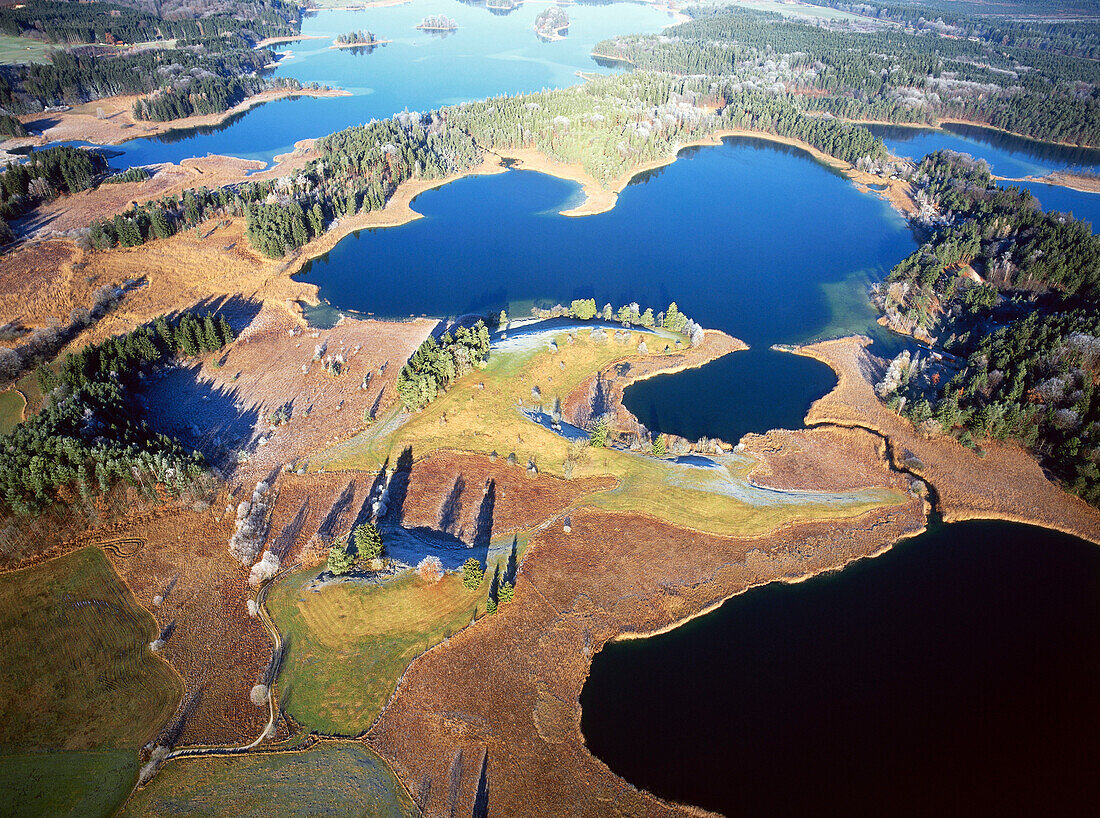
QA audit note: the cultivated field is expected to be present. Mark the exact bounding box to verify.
[0,547,181,751]
[268,568,481,735]
[120,740,418,817]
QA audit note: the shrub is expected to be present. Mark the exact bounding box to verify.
[417,555,444,583]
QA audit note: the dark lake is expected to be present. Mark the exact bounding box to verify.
[580,519,1100,816]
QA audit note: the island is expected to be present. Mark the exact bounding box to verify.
[534,7,570,41]
[330,30,391,50]
[416,14,459,32]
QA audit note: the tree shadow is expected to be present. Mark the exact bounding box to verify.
[350,459,389,533]
[439,475,466,536]
[472,750,489,818]
[385,446,414,525]
[472,479,495,550]
[138,365,262,474]
[316,482,356,546]
[269,498,310,560]
[504,535,518,584]
[173,294,263,335]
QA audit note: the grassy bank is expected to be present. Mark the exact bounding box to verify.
[0,547,182,750]
[0,749,137,818]
[120,741,418,817]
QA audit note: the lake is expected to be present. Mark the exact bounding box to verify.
[871,122,1100,231]
[580,519,1100,816]
[104,1,676,167]
[296,135,916,443]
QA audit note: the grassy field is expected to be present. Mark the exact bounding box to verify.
[0,34,54,65]
[320,329,905,538]
[268,568,482,735]
[121,741,418,817]
[0,389,25,435]
[726,0,873,23]
[0,749,137,818]
[0,547,182,751]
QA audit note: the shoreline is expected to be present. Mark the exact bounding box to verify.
[791,336,1100,546]
[5,87,350,150]
[611,523,918,643]
[279,126,920,307]
[996,170,1100,194]
[253,34,328,49]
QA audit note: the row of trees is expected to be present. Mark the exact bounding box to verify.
[1,146,108,237]
[0,0,299,47]
[0,310,233,516]
[396,321,491,410]
[39,311,234,394]
[1,41,278,116]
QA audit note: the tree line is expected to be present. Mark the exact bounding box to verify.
[0,310,233,516]
[0,0,299,47]
[396,322,491,410]
[0,0,305,118]
[1,145,107,240]
[597,7,1100,147]
[874,150,1100,507]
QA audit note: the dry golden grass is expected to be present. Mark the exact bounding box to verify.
[369,501,925,817]
[797,336,1100,543]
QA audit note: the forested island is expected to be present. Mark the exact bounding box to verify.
[332,30,386,49]
[534,7,570,40]
[416,15,458,31]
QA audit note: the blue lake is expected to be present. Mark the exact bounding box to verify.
[104,1,674,167]
[871,122,1100,230]
[296,136,917,443]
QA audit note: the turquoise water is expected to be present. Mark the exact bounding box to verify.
[297,136,916,442]
[104,1,674,167]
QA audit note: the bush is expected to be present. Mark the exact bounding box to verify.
[417,555,444,583]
